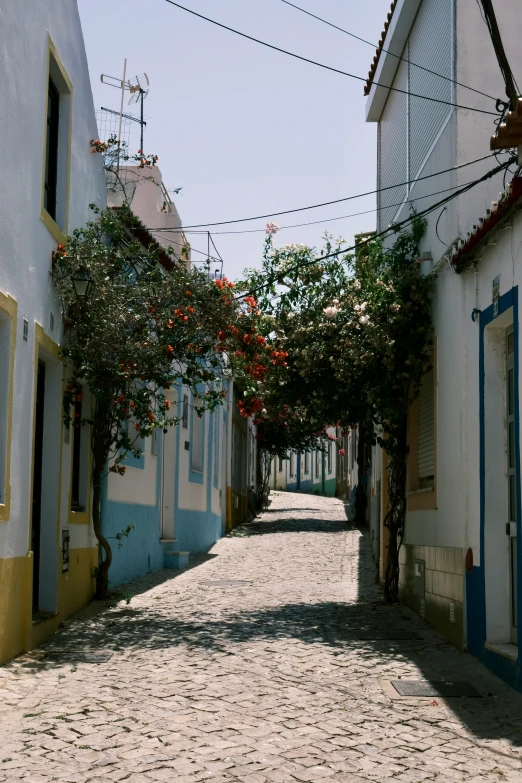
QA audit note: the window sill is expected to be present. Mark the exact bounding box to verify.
[485,641,518,662]
[41,206,66,244]
[407,487,435,495]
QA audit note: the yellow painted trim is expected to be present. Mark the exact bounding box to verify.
[0,292,17,522]
[29,324,62,553]
[40,34,72,241]
[40,207,66,245]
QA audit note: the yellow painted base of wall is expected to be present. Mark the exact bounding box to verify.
[0,546,97,664]
[225,487,247,533]
[399,543,464,650]
[0,555,31,663]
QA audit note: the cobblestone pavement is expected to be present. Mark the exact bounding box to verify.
[2,492,522,782]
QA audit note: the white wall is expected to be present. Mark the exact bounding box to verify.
[0,1,106,563]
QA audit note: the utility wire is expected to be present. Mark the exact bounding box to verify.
[238,156,516,300]
[163,0,498,117]
[210,179,491,234]
[279,0,497,102]
[478,0,519,109]
[147,152,503,231]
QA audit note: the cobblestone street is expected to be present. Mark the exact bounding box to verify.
[2,492,522,782]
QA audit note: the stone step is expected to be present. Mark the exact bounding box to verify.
[164,551,189,570]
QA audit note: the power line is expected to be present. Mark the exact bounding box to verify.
[210,180,489,234]
[150,232,223,264]
[238,156,516,299]
[279,0,497,102]
[147,152,503,231]
[163,0,498,117]
[477,0,520,108]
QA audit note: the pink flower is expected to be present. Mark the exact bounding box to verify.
[338,448,346,456]
[265,222,280,235]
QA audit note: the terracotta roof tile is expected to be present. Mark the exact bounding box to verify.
[451,178,522,273]
[364,0,398,96]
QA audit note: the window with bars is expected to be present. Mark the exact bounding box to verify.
[304,451,310,474]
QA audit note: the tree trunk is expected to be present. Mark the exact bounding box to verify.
[383,410,408,604]
[91,401,113,600]
[355,422,367,526]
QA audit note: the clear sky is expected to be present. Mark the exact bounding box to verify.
[78,0,392,281]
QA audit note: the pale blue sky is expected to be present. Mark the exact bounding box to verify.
[78,0,391,280]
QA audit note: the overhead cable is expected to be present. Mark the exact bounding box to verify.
[279,0,497,102]
[163,0,498,116]
[238,156,516,299]
[147,152,503,231]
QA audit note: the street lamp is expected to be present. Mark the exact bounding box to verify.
[72,266,93,299]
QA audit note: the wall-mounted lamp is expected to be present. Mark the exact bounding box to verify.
[471,308,481,322]
[72,266,93,299]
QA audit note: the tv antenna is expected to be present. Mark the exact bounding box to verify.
[127,73,150,153]
[100,61,150,163]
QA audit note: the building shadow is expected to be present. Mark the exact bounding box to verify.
[10,513,522,750]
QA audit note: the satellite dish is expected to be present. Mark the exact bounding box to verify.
[128,74,150,104]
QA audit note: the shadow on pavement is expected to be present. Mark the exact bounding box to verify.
[12,506,522,751]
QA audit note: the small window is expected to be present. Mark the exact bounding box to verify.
[278,457,283,472]
[71,386,89,511]
[289,453,295,477]
[151,427,159,457]
[42,46,72,235]
[315,450,320,478]
[191,404,204,473]
[44,77,60,221]
[327,442,332,474]
[182,394,189,428]
[304,451,310,474]
[213,411,219,484]
[417,369,435,488]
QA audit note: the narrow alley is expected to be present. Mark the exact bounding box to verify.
[1,492,522,783]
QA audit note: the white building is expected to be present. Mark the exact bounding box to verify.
[365,0,522,685]
[0,1,107,662]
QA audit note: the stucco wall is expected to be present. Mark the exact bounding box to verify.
[0,1,107,660]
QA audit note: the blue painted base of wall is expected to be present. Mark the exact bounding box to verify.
[175,508,222,554]
[466,567,522,690]
[102,498,164,588]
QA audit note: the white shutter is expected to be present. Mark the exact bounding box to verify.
[408,0,453,180]
[417,369,435,484]
[378,55,409,232]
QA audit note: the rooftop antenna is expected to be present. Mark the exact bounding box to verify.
[127,74,150,154]
[100,59,128,170]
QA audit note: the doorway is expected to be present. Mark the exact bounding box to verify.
[506,327,517,643]
[31,360,45,612]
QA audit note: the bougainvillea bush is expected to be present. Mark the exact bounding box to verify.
[236,217,434,601]
[52,204,270,598]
